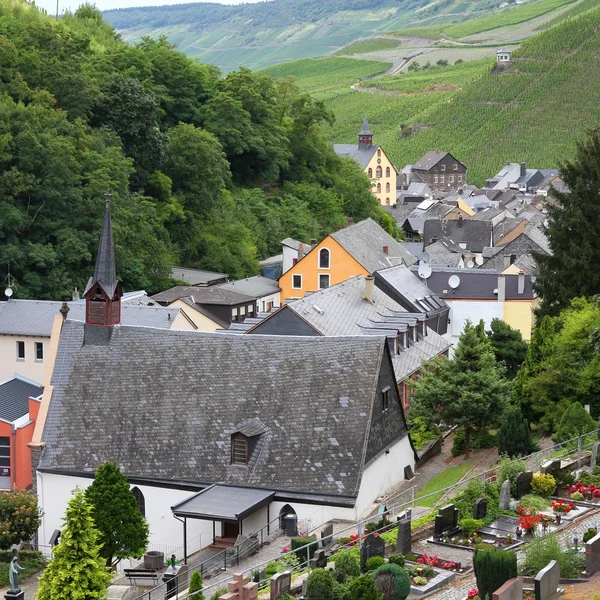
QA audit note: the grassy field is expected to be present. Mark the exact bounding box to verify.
[393,0,577,39]
[367,59,493,93]
[414,461,475,508]
[323,6,600,184]
[259,56,391,94]
[335,37,401,56]
[539,0,599,28]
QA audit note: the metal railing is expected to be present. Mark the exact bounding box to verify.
[130,429,600,600]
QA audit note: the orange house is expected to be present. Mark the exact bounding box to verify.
[279,218,417,301]
[0,376,42,490]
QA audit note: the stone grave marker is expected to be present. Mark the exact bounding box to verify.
[585,531,600,576]
[396,509,412,555]
[541,460,561,477]
[534,560,560,600]
[499,479,511,510]
[220,573,259,600]
[492,577,522,600]
[270,571,292,600]
[473,497,488,520]
[434,504,459,538]
[320,523,333,549]
[360,533,385,570]
[516,471,534,499]
[404,465,414,480]
[310,549,328,569]
[591,442,600,469]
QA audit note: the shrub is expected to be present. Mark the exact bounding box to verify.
[518,494,550,513]
[554,402,596,443]
[347,574,382,600]
[265,561,284,577]
[291,535,317,563]
[531,474,556,497]
[583,528,598,543]
[421,566,435,578]
[189,570,204,599]
[413,576,427,585]
[337,536,353,546]
[332,581,349,600]
[474,547,517,599]
[388,554,405,567]
[452,429,497,456]
[0,490,43,549]
[374,563,410,600]
[366,556,386,571]
[365,519,385,534]
[407,416,439,450]
[554,470,575,488]
[498,455,526,497]
[521,534,585,578]
[334,550,360,582]
[459,518,484,537]
[306,568,335,600]
[498,406,538,457]
[210,588,227,600]
[570,491,584,501]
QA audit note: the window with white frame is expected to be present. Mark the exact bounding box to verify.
[319,248,330,269]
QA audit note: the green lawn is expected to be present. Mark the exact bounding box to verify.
[414,461,475,508]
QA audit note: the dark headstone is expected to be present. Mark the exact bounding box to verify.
[541,460,561,477]
[4,592,24,600]
[321,523,333,548]
[473,497,488,520]
[396,510,412,555]
[534,560,560,600]
[162,564,188,600]
[404,465,415,480]
[270,571,292,600]
[585,531,600,576]
[310,549,328,569]
[515,471,534,499]
[360,533,385,570]
[434,504,459,537]
[49,529,61,546]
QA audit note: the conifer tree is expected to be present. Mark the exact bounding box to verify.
[85,462,150,567]
[554,401,596,443]
[37,488,111,600]
[498,406,537,457]
[486,319,528,378]
[535,128,600,316]
[189,570,204,599]
[412,321,510,459]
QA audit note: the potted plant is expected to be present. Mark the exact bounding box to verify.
[551,500,574,524]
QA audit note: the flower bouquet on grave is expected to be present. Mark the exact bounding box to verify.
[467,588,481,600]
[518,514,540,534]
[538,514,554,530]
[551,500,574,514]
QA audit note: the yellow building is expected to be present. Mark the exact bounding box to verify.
[333,117,397,206]
[279,218,417,301]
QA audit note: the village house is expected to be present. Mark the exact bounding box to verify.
[31,197,418,557]
[333,117,397,206]
[278,218,417,301]
[408,151,467,194]
[170,267,228,287]
[496,48,512,63]
[423,217,493,254]
[485,162,559,193]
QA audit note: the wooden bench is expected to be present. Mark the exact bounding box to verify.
[124,568,159,585]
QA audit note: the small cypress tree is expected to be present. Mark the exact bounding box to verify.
[474,548,517,600]
[498,406,537,457]
[554,401,596,443]
[37,488,111,600]
[306,568,334,600]
[85,462,150,567]
[347,574,382,600]
[189,570,204,599]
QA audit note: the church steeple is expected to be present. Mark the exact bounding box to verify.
[84,191,122,327]
[358,116,373,149]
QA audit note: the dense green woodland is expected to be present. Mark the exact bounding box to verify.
[0,1,393,299]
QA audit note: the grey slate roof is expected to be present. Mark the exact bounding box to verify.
[219,276,281,299]
[170,268,228,286]
[281,238,304,251]
[0,376,42,422]
[40,321,390,500]
[0,300,181,337]
[332,144,378,170]
[428,253,463,268]
[152,286,254,306]
[425,238,464,254]
[330,218,417,271]
[412,151,464,171]
[423,219,492,253]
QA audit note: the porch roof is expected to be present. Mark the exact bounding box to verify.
[171,485,275,521]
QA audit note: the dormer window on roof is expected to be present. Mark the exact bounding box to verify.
[231,434,248,465]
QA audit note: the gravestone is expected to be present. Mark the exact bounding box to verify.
[404,465,414,480]
[541,460,561,477]
[396,509,412,555]
[473,497,488,520]
[516,471,534,499]
[270,571,292,600]
[310,549,328,569]
[434,504,459,538]
[585,531,600,576]
[499,479,512,510]
[591,442,600,470]
[360,533,385,570]
[320,523,333,549]
[220,573,259,600]
[534,560,560,600]
[492,578,522,600]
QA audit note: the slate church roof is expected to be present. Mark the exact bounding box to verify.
[39,321,400,502]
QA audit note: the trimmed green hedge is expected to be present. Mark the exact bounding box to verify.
[291,535,317,563]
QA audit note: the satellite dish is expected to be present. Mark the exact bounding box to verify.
[475,255,484,266]
[421,252,430,263]
[4,287,12,298]
[418,263,432,279]
[448,275,461,289]
[467,259,475,269]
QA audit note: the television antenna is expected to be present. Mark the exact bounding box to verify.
[475,255,484,266]
[448,275,460,290]
[3,265,16,299]
[417,262,432,280]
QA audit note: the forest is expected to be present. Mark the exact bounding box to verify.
[0,0,395,299]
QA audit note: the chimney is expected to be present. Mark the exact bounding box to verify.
[348,217,354,227]
[503,254,511,269]
[518,270,525,295]
[520,162,526,176]
[383,246,389,256]
[458,214,463,228]
[72,287,80,301]
[497,274,506,303]
[60,301,70,320]
[310,238,317,247]
[363,276,375,303]
[297,243,305,260]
